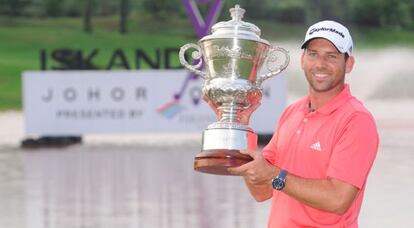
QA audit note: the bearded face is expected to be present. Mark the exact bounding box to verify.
[301,38,354,95]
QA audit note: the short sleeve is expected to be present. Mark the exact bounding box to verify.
[262,133,278,165]
[327,113,379,189]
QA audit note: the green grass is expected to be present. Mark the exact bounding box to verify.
[353,26,414,48]
[0,16,413,110]
[0,16,196,110]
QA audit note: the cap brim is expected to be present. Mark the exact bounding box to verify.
[300,37,346,54]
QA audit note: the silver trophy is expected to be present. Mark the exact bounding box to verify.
[179,5,289,175]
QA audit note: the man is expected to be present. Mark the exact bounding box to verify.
[228,20,379,227]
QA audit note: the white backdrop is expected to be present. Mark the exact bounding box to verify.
[23,70,286,135]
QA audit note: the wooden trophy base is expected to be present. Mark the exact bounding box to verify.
[194,149,253,175]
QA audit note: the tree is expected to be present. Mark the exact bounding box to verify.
[120,0,128,34]
[0,0,31,17]
[141,0,181,22]
[83,0,93,33]
[44,0,62,17]
[304,0,350,25]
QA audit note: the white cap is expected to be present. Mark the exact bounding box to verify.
[301,20,353,55]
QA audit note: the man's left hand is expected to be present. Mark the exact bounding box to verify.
[228,150,279,185]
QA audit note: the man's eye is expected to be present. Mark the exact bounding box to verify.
[308,52,317,57]
[328,55,337,59]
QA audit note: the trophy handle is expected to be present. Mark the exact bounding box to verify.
[257,46,290,86]
[179,43,207,79]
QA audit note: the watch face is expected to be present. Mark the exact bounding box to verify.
[276,181,284,189]
[272,178,284,190]
[272,170,288,190]
[276,180,285,190]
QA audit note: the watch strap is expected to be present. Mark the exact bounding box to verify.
[278,170,288,180]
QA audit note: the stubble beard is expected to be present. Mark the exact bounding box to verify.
[305,71,343,93]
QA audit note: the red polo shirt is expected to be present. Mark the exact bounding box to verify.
[263,84,379,228]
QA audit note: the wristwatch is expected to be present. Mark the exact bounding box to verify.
[272,170,288,190]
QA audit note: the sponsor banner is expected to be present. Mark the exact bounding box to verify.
[23,70,286,135]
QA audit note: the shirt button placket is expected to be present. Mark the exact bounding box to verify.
[296,118,309,135]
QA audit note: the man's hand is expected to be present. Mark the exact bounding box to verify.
[240,103,260,125]
[228,150,279,185]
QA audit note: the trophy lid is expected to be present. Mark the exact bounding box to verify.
[200,5,269,45]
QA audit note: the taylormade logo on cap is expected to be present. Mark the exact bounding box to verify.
[309,27,345,38]
[301,20,353,55]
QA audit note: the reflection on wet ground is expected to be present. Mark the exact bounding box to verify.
[1,128,414,228]
[18,146,269,228]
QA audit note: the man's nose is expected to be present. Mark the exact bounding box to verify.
[314,55,328,69]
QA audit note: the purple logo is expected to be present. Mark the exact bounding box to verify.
[182,0,223,38]
[157,0,222,119]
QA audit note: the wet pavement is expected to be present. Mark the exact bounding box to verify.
[359,128,414,228]
[0,143,271,228]
[0,126,414,228]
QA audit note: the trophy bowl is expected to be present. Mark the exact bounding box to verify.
[179,5,289,175]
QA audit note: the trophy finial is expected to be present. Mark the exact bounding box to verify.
[230,5,245,21]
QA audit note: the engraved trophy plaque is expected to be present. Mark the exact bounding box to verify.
[179,5,289,175]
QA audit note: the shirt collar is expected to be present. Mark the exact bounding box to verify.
[303,84,353,115]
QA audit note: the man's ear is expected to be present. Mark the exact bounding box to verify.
[345,56,355,73]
